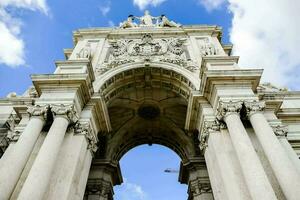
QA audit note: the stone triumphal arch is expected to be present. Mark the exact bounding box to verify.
[1,11,300,200]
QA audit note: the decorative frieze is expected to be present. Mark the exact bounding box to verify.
[244,100,265,117]
[217,100,243,120]
[74,122,98,153]
[51,104,78,123]
[271,124,288,138]
[199,120,220,152]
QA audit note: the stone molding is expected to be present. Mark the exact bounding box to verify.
[217,100,243,120]
[74,122,98,153]
[51,104,77,123]
[244,100,265,117]
[199,119,220,153]
[85,178,113,199]
[188,178,212,197]
[271,124,288,138]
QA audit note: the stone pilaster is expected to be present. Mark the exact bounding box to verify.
[217,100,277,200]
[0,105,48,200]
[245,100,300,200]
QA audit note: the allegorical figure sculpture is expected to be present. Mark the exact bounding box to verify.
[119,15,137,28]
[135,10,158,26]
[159,15,181,27]
[118,11,180,28]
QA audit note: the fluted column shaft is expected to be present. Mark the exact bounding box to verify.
[0,106,47,200]
[18,105,76,200]
[246,101,300,200]
[218,101,277,200]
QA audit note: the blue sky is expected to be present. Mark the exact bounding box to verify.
[1,0,300,199]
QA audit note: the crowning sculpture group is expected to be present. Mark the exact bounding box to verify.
[120,10,181,28]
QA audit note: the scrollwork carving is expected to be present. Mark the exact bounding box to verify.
[74,122,98,153]
[27,105,48,120]
[199,120,220,153]
[51,104,77,123]
[244,100,265,117]
[217,100,243,120]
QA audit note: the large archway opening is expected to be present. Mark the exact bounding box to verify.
[114,144,188,200]
[89,65,206,200]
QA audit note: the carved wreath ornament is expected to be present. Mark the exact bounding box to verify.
[96,34,197,75]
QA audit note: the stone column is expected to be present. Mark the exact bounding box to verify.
[273,125,300,173]
[0,105,47,200]
[200,120,251,200]
[217,101,276,200]
[17,104,77,200]
[46,121,98,200]
[245,101,300,200]
[84,179,114,200]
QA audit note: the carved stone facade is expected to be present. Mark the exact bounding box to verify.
[1,11,300,200]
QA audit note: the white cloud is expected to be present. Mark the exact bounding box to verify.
[133,0,166,10]
[116,178,147,200]
[228,0,300,89]
[0,0,48,67]
[199,0,300,89]
[99,1,111,16]
[199,0,226,11]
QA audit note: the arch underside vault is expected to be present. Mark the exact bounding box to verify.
[92,64,203,187]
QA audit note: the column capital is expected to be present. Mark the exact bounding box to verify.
[85,178,113,200]
[27,105,48,120]
[217,100,243,120]
[199,119,220,153]
[51,104,78,123]
[244,100,265,117]
[188,178,212,198]
[74,122,98,153]
[271,124,288,138]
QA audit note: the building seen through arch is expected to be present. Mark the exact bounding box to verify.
[0,11,300,200]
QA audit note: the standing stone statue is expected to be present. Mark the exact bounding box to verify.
[135,10,158,26]
[119,15,137,28]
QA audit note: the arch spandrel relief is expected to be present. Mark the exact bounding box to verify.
[95,33,198,77]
